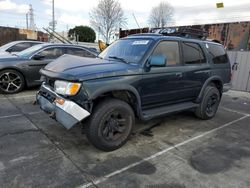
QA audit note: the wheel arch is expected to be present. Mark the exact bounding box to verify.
[196,76,223,103]
[89,84,143,118]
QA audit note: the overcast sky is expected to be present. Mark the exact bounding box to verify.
[0,0,250,31]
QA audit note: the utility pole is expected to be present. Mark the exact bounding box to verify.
[26,13,29,29]
[132,13,142,33]
[52,0,55,33]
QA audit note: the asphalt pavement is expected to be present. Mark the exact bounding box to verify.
[0,89,250,188]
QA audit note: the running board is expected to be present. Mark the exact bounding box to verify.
[142,102,198,120]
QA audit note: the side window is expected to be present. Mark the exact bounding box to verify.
[38,47,64,59]
[206,43,228,64]
[9,42,31,52]
[152,41,180,66]
[66,48,95,58]
[182,42,206,64]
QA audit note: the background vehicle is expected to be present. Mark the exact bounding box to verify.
[37,34,231,151]
[0,40,43,56]
[0,43,97,94]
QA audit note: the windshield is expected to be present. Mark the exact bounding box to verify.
[0,41,18,51]
[17,44,44,57]
[99,39,152,63]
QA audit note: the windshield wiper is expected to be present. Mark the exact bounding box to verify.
[108,56,129,64]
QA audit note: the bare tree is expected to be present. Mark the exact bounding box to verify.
[90,0,126,44]
[149,2,174,28]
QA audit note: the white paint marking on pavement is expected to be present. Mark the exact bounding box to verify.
[0,94,35,100]
[78,115,250,188]
[27,111,42,115]
[220,106,250,116]
[0,114,22,119]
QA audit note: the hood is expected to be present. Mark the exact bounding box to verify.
[42,54,141,81]
[0,54,26,62]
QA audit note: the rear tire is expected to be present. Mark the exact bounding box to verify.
[86,98,135,151]
[0,69,25,94]
[195,86,220,120]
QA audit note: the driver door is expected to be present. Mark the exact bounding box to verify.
[140,41,187,109]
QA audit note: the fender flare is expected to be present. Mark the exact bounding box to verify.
[196,76,223,103]
[89,84,143,118]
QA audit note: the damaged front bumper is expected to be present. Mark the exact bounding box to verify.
[36,84,90,129]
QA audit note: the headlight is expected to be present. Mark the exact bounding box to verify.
[54,80,81,96]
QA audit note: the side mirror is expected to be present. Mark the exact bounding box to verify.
[148,55,166,67]
[6,48,13,53]
[32,54,45,60]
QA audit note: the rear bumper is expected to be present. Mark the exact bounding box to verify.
[223,83,232,92]
[36,84,90,129]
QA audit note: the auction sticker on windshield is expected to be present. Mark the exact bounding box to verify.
[132,40,149,45]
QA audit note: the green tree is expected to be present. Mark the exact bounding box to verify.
[68,26,96,42]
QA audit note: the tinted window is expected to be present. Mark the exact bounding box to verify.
[207,43,228,64]
[38,47,64,59]
[182,42,206,64]
[152,41,180,66]
[8,42,32,52]
[66,48,95,58]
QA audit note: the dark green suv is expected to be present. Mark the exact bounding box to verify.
[37,34,231,151]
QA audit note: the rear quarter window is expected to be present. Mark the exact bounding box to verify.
[182,42,206,64]
[206,43,228,64]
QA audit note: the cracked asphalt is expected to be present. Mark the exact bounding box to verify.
[0,89,250,188]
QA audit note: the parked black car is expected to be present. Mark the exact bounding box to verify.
[0,40,43,55]
[37,34,231,151]
[0,43,97,93]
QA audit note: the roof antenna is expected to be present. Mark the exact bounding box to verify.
[132,13,142,33]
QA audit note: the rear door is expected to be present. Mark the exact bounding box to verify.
[181,41,210,99]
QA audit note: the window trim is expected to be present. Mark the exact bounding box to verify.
[181,41,207,65]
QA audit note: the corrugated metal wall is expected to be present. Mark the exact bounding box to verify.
[228,51,250,92]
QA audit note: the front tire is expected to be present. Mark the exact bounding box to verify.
[86,99,135,151]
[195,86,220,120]
[0,69,25,94]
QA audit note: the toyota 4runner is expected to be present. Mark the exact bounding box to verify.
[37,34,231,151]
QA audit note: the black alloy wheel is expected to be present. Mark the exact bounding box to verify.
[86,99,135,151]
[206,93,220,116]
[195,85,221,120]
[0,70,25,94]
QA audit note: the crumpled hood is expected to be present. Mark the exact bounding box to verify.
[43,54,141,81]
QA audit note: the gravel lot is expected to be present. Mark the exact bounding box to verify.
[0,89,250,188]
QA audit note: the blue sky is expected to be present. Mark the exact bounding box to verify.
[0,0,250,32]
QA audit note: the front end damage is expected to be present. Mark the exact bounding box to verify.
[36,83,90,129]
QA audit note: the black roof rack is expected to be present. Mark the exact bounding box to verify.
[150,26,208,40]
[129,33,162,37]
